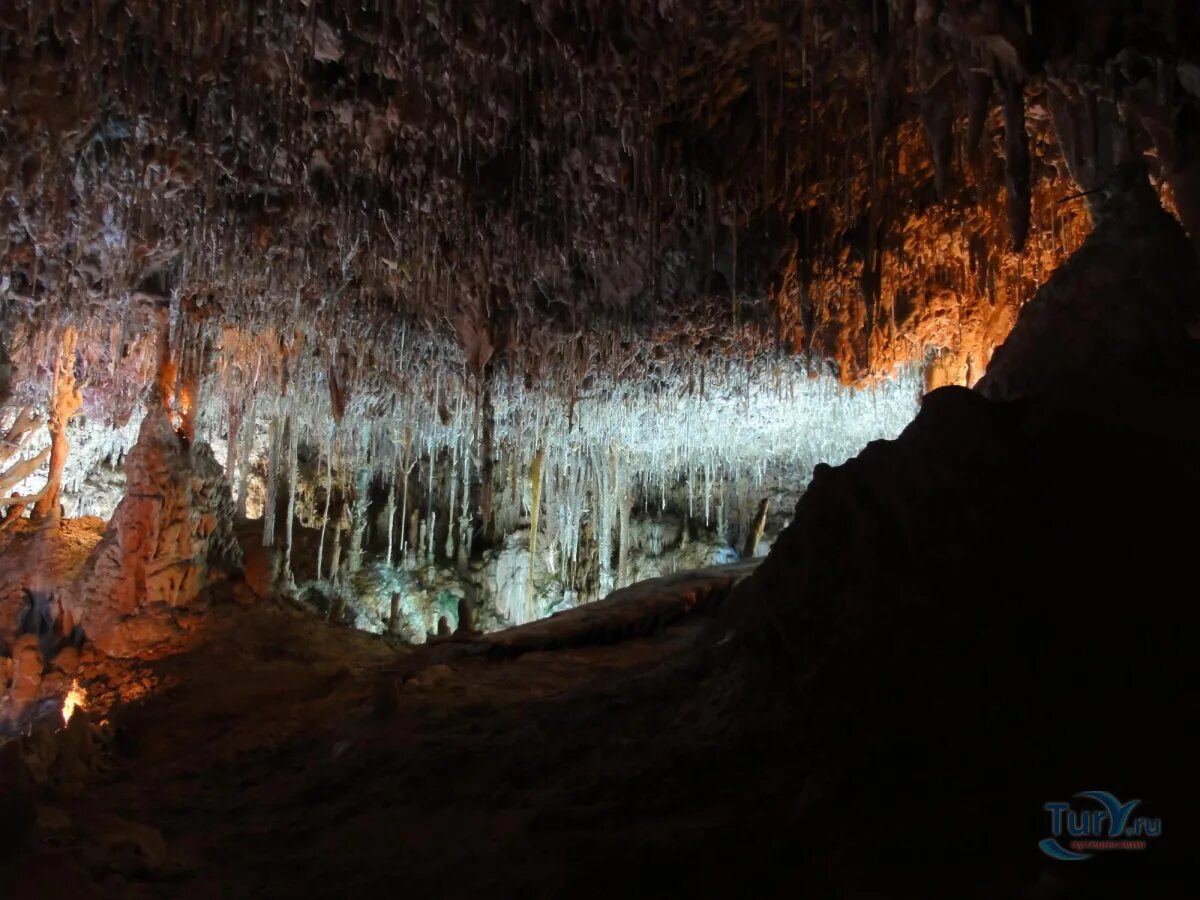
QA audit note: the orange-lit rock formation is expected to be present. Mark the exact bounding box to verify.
[67,402,242,658]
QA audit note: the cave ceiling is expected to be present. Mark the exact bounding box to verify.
[0,0,1197,418]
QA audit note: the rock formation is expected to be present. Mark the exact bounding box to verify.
[0,4,1197,895]
[978,163,1200,401]
[67,401,242,658]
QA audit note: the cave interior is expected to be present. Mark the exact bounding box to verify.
[1,1,1199,897]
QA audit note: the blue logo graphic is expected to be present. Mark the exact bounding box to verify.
[1039,791,1162,860]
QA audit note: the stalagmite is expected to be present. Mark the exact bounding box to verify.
[388,591,401,634]
[0,495,28,525]
[477,371,496,547]
[317,425,333,581]
[329,593,346,624]
[225,401,239,492]
[330,503,348,584]
[32,327,82,523]
[743,497,770,558]
[385,471,397,568]
[348,465,370,574]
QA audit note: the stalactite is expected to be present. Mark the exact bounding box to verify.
[526,447,545,622]
[330,502,349,584]
[262,415,280,547]
[283,411,300,586]
[348,463,371,574]
[596,447,614,597]
[919,69,957,200]
[407,506,420,568]
[225,399,239,490]
[399,427,413,562]
[458,424,472,567]
[477,369,496,547]
[687,466,695,521]
[703,460,713,527]
[716,477,727,545]
[178,341,203,443]
[999,74,1032,251]
[964,67,993,171]
[155,310,177,411]
[425,442,435,563]
[236,393,256,519]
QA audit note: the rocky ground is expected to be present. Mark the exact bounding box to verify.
[3,563,767,899]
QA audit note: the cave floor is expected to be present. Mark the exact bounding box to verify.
[19,564,770,899]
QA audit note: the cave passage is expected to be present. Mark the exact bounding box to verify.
[1,2,1199,897]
